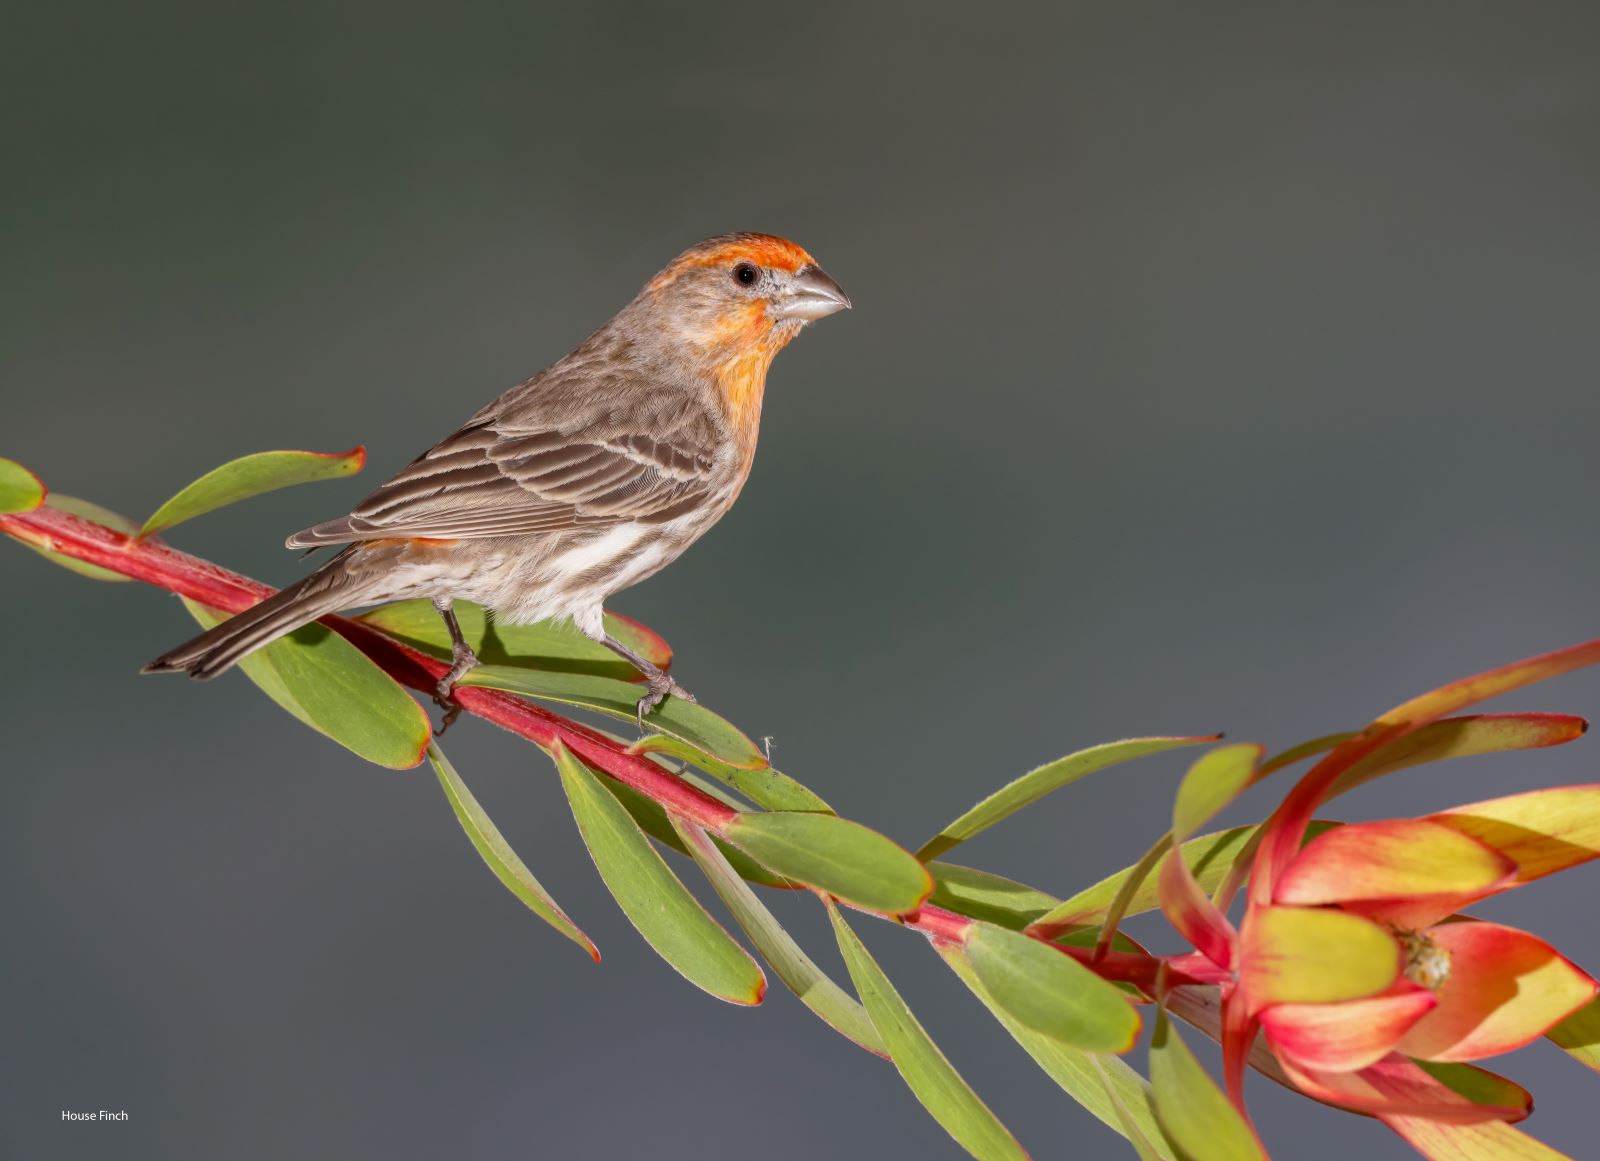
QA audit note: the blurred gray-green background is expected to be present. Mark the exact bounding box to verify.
[5,3,1600,1158]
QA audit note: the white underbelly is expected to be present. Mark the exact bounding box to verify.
[455,517,703,638]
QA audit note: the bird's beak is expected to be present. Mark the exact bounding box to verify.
[773,264,852,321]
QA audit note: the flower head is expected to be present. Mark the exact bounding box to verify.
[1152,641,1600,1157]
[1249,794,1598,1088]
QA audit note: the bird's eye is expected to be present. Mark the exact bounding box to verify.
[732,262,759,287]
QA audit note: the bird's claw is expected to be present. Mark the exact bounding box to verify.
[635,671,695,727]
[432,677,464,736]
[433,698,462,737]
[432,645,481,736]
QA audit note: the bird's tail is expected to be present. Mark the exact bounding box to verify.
[142,555,368,680]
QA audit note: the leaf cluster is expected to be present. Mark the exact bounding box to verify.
[5,449,1598,1161]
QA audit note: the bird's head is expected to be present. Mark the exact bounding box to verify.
[643,232,851,359]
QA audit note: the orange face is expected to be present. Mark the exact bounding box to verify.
[646,232,850,450]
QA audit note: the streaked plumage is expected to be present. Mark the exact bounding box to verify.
[144,232,850,719]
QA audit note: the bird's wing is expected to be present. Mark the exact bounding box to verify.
[285,406,722,549]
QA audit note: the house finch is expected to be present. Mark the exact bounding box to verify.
[144,232,850,722]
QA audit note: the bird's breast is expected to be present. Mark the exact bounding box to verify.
[715,348,781,466]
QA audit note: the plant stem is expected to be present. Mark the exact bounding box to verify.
[1,505,737,831]
[3,502,1207,989]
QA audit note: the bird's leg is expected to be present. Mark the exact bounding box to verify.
[601,633,696,725]
[432,598,481,735]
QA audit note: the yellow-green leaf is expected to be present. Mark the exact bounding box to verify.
[0,457,45,514]
[1332,713,1589,800]
[723,811,933,915]
[1148,1007,1267,1161]
[462,665,767,771]
[929,862,1060,931]
[599,777,789,888]
[141,447,366,536]
[1387,1118,1576,1160]
[182,599,430,769]
[1414,1059,1540,1111]
[1239,906,1399,1006]
[1546,995,1600,1073]
[917,736,1218,861]
[553,745,765,1004]
[1433,784,1600,885]
[829,903,1030,1161]
[1095,1055,1177,1161]
[940,946,1176,1158]
[628,732,831,812]
[428,742,597,961]
[1173,744,1263,841]
[671,816,883,1055]
[359,598,672,681]
[962,922,1141,1053]
[1035,826,1260,933]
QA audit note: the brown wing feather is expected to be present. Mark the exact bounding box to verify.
[285,370,725,549]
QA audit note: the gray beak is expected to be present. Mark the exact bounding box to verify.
[773,264,852,321]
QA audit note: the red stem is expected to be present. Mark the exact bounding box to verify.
[5,503,1206,986]
[1,505,736,831]
[901,903,1227,988]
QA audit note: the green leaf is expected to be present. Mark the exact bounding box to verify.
[428,742,597,961]
[140,446,366,536]
[182,599,430,769]
[1052,926,1153,959]
[1092,835,1180,957]
[599,777,790,888]
[1332,713,1590,799]
[1172,744,1263,841]
[1413,1060,1538,1111]
[1148,1007,1266,1161]
[928,863,1060,930]
[1249,716,1583,807]
[918,736,1218,861]
[939,946,1174,1156]
[828,903,1030,1161]
[1094,1056,1175,1161]
[628,732,831,812]
[1258,732,1348,778]
[1030,820,1342,943]
[1144,717,1582,931]
[1239,906,1399,1005]
[1033,826,1261,932]
[674,766,750,810]
[461,665,767,771]
[962,922,1141,1052]
[0,457,45,514]
[22,495,138,582]
[1030,744,1261,951]
[1389,1119,1577,1160]
[359,598,671,680]
[670,816,885,1056]
[723,811,932,914]
[1547,995,1600,1073]
[553,744,765,1004]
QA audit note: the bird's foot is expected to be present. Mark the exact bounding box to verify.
[432,699,462,737]
[432,645,482,736]
[635,671,696,727]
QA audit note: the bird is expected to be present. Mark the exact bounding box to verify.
[143,232,850,725]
